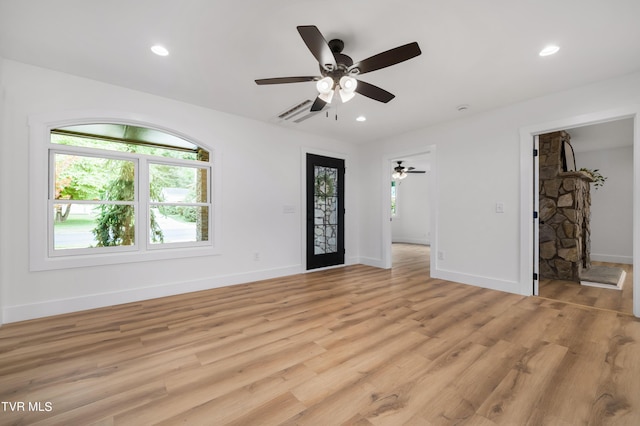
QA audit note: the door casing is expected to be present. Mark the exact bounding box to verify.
[305,153,345,270]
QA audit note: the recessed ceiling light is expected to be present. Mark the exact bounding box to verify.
[151,45,169,56]
[539,45,560,56]
[356,116,366,122]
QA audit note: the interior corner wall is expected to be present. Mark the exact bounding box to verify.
[0,59,359,323]
[576,145,633,264]
[358,71,640,295]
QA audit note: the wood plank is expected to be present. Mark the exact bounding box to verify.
[418,339,528,424]
[588,314,640,425]
[476,341,569,424]
[538,261,633,315]
[363,340,489,425]
[291,330,426,406]
[0,244,638,425]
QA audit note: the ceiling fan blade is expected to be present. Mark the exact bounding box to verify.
[255,76,319,85]
[310,96,327,112]
[297,25,337,70]
[349,42,421,75]
[406,170,426,173]
[355,80,395,103]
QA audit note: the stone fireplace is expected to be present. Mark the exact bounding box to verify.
[539,131,593,282]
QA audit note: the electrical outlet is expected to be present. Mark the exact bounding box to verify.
[253,252,260,261]
[496,202,505,213]
[438,251,445,261]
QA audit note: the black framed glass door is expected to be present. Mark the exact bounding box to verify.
[306,153,345,270]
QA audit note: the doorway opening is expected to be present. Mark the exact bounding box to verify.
[383,149,436,273]
[524,111,638,316]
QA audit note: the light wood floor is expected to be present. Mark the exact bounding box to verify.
[539,261,634,315]
[1,244,640,425]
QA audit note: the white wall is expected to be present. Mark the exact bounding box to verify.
[358,71,640,295]
[0,58,6,325]
[0,59,360,323]
[577,145,633,263]
[3,58,640,322]
[391,173,430,245]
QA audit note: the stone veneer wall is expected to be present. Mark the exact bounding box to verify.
[539,131,593,282]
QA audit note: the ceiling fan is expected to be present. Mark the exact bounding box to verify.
[393,161,426,179]
[255,25,421,112]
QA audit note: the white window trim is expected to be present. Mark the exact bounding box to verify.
[146,158,212,251]
[29,111,222,271]
[49,146,140,257]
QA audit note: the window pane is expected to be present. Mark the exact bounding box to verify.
[150,206,209,244]
[54,153,135,201]
[391,181,397,216]
[149,164,208,203]
[314,165,339,255]
[53,204,135,249]
[51,124,205,161]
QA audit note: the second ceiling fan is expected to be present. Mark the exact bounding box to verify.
[393,161,426,179]
[255,26,421,112]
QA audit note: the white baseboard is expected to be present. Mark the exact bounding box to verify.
[590,253,633,265]
[3,265,302,323]
[3,261,537,324]
[345,256,360,266]
[431,267,522,295]
[358,257,387,269]
[392,238,430,245]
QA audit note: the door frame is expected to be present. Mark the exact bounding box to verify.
[301,148,349,271]
[381,146,437,270]
[533,135,540,295]
[306,153,345,270]
[519,106,640,317]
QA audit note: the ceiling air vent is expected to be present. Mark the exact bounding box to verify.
[274,99,322,124]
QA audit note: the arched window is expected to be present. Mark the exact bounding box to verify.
[30,116,218,270]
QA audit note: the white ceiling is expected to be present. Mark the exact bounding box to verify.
[568,118,634,153]
[1,0,640,144]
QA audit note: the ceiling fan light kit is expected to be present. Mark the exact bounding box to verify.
[316,76,335,103]
[338,76,357,103]
[316,76,334,93]
[338,89,355,103]
[255,25,421,113]
[392,171,408,180]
